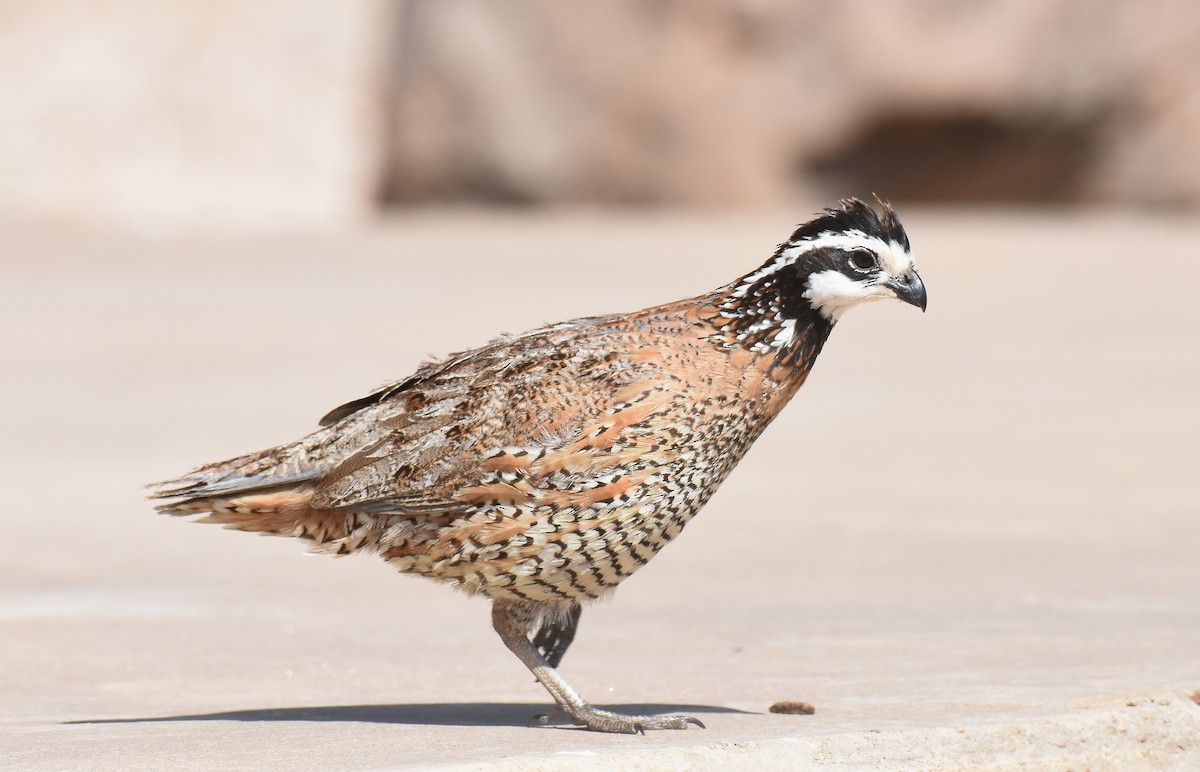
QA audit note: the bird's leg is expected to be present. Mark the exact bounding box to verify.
[531,603,581,668]
[525,604,581,728]
[491,600,705,734]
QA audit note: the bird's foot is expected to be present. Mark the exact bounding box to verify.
[533,704,705,734]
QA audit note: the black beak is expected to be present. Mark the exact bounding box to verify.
[886,270,927,312]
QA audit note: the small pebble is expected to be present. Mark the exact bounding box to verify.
[770,700,815,715]
[1190,690,1200,706]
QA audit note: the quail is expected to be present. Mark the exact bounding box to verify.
[151,198,927,734]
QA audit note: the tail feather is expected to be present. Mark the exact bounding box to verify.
[147,421,345,503]
[154,483,358,546]
[150,432,377,550]
[148,470,322,502]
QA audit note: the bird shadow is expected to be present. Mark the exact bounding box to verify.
[65,702,751,729]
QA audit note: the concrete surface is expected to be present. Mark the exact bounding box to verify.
[1,208,1198,769]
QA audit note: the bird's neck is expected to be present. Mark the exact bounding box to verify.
[701,275,835,375]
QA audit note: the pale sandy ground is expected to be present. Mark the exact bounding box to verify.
[1,208,1198,770]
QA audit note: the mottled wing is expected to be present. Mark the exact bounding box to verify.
[308,325,679,518]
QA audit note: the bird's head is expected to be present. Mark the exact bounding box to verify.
[789,198,926,321]
[725,198,926,332]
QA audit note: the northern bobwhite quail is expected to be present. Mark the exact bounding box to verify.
[150,198,927,734]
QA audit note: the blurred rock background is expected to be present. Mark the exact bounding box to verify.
[1,0,1197,230]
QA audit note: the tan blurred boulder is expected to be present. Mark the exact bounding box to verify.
[0,0,1197,230]
[384,0,1200,208]
[0,0,391,230]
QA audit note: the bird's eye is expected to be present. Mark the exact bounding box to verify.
[849,250,876,272]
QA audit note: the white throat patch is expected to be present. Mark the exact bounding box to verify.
[802,269,894,322]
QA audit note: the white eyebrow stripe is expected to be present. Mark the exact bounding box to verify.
[729,230,913,298]
[878,239,915,275]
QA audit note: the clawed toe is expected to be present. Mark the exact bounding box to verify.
[529,706,562,727]
[538,705,706,734]
[634,714,705,731]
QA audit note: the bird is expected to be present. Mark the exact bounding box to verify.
[150,197,926,734]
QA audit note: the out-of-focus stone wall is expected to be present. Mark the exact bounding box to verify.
[1,1,1197,230]
[0,0,390,230]
[384,0,1200,208]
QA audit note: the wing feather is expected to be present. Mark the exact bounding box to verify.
[307,335,676,517]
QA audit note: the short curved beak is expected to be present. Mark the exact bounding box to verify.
[886,270,927,312]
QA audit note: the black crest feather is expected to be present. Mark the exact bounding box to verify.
[787,197,910,252]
